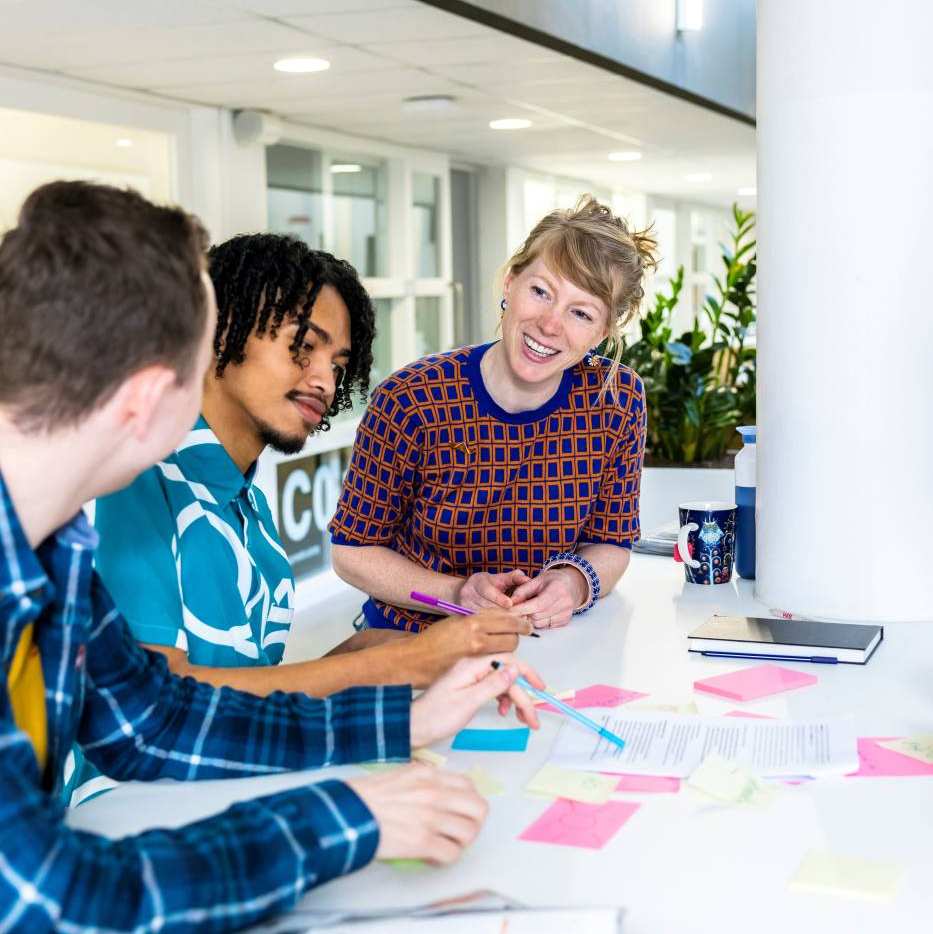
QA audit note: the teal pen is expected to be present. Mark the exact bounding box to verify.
[490,662,626,750]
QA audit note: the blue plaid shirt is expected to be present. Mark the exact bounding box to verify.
[0,470,412,932]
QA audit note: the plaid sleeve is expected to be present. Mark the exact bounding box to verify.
[79,578,412,783]
[1,745,380,932]
[579,376,647,548]
[329,381,424,547]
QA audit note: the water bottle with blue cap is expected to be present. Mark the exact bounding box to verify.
[735,426,757,579]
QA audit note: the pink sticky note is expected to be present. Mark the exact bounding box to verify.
[536,684,647,714]
[724,710,775,719]
[519,798,640,849]
[847,737,933,778]
[613,774,681,794]
[694,664,817,702]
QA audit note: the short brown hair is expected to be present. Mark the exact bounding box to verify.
[0,181,208,432]
[505,195,658,394]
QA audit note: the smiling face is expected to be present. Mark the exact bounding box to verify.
[216,284,352,456]
[501,256,610,387]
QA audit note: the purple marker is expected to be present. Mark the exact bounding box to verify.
[410,590,472,616]
[410,591,540,636]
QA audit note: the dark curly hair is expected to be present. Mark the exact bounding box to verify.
[207,234,376,431]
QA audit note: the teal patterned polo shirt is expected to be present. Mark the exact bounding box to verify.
[64,416,294,805]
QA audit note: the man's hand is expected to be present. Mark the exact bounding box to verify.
[457,569,531,611]
[509,566,588,629]
[346,764,487,865]
[409,654,544,749]
[412,609,533,683]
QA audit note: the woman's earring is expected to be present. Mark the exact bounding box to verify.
[500,297,507,313]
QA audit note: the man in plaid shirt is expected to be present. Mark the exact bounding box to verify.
[0,181,541,933]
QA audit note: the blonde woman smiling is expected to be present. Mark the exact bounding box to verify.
[331,196,655,635]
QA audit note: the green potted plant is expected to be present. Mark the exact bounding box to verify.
[621,204,756,532]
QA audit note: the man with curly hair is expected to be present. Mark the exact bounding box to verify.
[66,233,531,804]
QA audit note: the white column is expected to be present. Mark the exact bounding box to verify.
[755,0,933,621]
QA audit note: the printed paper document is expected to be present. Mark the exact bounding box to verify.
[549,711,857,778]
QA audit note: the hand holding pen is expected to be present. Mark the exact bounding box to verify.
[411,591,539,638]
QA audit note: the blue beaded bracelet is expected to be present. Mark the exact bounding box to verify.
[542,551,601,615]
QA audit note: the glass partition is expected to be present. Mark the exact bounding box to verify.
[412,171,440,278]
[266,144,324,248]
[415,296,442,359]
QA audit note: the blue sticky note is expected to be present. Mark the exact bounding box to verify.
[451,727,530,752]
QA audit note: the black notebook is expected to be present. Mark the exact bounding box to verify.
[688,615,884,665]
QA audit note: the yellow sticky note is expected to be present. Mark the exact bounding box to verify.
[525,764,618,804]
[465,766,505,797]
[878,735,933,765]
[788,850,902,902]
[687,754,775,807]
[412,747,447,767]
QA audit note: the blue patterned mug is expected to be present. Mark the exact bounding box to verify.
[677,501,737,585]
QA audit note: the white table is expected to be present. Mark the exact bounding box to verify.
[67,555,933,933]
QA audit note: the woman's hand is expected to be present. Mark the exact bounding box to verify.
[508,566,588,629]
[457,569,531,611]
[409,654,544,749]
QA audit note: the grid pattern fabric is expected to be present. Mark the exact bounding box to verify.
[330,343,646,631]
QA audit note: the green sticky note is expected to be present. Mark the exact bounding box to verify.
[788,850,902,902]
[687,754,776,807]
[383,858,428,871]
[878,735,933,765]
[524,765,617,804]
[465,766,505,796]
[358,761,402,774]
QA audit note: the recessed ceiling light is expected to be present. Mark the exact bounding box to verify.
[273,56,330,74]
[115,138,133,148]
[330,163,362,174]
[608,151,642,162]
[737,186,757,196]
[402,94,457,113]
[489,118,532,130]
[685,172,712,183]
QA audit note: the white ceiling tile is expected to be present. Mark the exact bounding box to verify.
[0,0,247,34]
[429,58,595,88]
[69,45,390,88]
[0,20,319,70]
[221,0,416,14]
[282,6,487,44]
[153,66,459,108]
[361,32,563,68]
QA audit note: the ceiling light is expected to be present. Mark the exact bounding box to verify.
[685,172,712,183]
[676,0,703,31]
[330,163,362,174]
[402,94,457,113]
[737,186,757,196]
[608,151,642,162]
[115,138,133,148]
[273,57,330,74]
[489,118,532,130]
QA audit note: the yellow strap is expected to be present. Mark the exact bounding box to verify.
[7,623,48,771]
